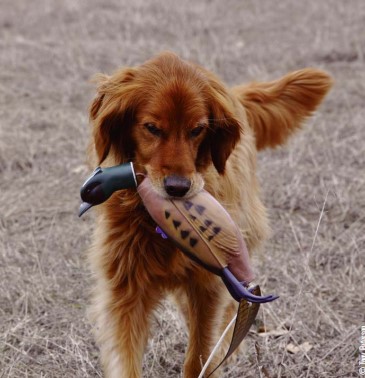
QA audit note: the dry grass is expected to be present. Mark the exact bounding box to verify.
[0,0,364,377]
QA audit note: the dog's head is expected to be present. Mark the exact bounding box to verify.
[89,52,241,198]
[89,52,333,199]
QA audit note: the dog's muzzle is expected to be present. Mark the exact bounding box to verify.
[163,175,191,197]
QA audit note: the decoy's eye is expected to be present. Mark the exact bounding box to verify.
[144,123,162,137]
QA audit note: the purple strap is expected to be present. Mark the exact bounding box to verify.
[156,226,168,239]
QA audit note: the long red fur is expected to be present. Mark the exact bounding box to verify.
[86,52,332,378]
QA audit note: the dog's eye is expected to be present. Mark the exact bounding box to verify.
[144,123,162,137]
[190,126,204,138]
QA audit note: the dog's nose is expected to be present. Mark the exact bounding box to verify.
[164,175,191,197]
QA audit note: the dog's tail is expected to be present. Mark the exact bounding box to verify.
[232,69,333,150]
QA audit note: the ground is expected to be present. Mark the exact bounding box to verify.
[0,0,364,377]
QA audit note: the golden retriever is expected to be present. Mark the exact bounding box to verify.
[86,52,332,377]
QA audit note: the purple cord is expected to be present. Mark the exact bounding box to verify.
[156,226,168,239]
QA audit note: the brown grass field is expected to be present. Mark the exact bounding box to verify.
[0,0,364,377]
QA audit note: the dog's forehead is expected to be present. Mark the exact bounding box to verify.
[136,55,209,126]
[146,81,207,126]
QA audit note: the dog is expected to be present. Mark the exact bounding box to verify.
[86,52,332,377]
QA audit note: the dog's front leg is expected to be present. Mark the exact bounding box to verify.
[91,276,161,378]
[183,272,226,378]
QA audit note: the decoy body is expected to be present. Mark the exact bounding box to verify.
[79,163,278,304]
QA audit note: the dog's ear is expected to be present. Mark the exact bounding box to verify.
[89,68,139,164]
[200,75,242,174]
[234,69,333,150]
